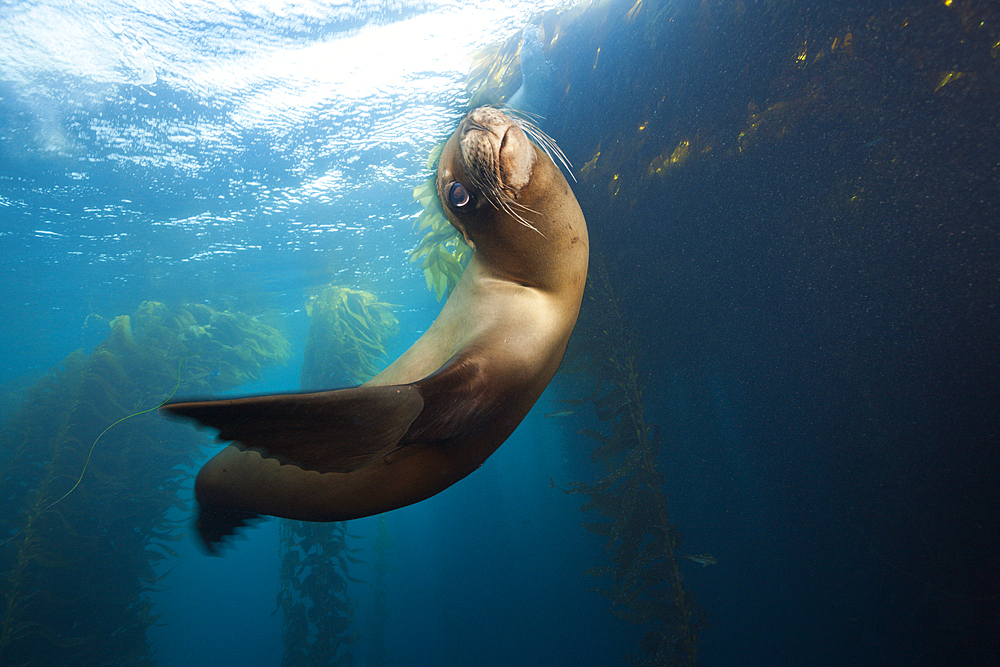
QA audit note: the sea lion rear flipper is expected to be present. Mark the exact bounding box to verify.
[161,385,425,474]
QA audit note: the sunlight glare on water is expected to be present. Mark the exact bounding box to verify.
[0,0,569,160]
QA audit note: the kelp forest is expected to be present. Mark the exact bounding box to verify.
[276,285,399,667]
[4,0,989,664]
[0,302,290,666]
[0,2,714,665]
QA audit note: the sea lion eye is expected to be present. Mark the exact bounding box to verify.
[448,181,470,208]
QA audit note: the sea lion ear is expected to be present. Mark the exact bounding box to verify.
[498,124,537,192]
[460,228,476,251]
[447,216,476,251]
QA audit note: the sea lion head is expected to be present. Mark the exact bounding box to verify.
[436,106,586,289]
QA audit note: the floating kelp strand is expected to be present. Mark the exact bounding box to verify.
[558,263,703,667]
[278,286,399,666]
[1,301,290,666]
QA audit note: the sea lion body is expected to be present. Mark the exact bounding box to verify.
[507,27,555,119]
[164,107,588,550]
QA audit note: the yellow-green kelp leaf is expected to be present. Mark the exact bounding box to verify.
[408,161,471,301]
[302,285,399,388]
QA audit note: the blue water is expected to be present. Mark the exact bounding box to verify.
[2,1,998,666]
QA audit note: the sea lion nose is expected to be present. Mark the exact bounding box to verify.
[461,115,491,137]
[464,106,513,137]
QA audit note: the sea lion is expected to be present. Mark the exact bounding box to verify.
[506,27,556,120]
[162,106,589,551]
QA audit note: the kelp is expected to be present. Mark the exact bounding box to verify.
[302,286,398,389]
[278,285,398,666]
[367,516,393,667]
[277,521,363,667]
[408,144,471,301]
[465,26,526,110]
[465,7,588,110]
[563,266,704,667]
[458,8,706,664]
[0,301,289,667]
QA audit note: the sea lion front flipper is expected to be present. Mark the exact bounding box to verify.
[161,385,424,474]
[196,504,262,554]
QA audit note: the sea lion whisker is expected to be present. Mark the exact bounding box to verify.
[478,184,504,213]
[509,115,575,182]
[503,106,545,125]
[499,197,547,239]
[507,197,541,220]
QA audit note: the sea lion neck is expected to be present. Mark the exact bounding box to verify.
[469,155,587,292]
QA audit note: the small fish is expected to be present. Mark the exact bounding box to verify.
[685,553,717,567]
[544,409,575,418]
